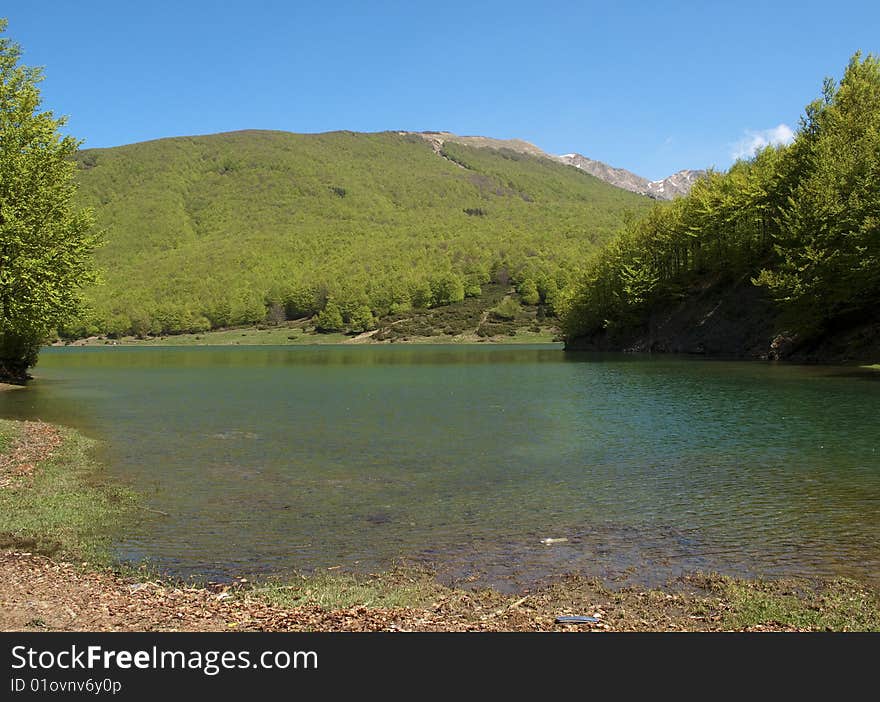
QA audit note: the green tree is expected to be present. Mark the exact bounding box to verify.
[518,278,540,305]
[0,20,97,380]
[347,304,376,333]
[490,297,520,321]
[410,280,434,309]
[314,300,344,332]
[431,272,465,306]
[757,53,880,327]
[562,52,880,349]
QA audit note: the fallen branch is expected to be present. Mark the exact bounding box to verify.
[138,506,170,517]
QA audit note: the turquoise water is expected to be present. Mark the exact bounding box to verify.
[2,345,878,589]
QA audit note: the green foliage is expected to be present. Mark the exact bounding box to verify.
[715,576,880,632]
[0,420,137,563]
[0,20,97,379]
[314,300,344,332]
[755,53,880,327]
[518,278,540,305]
[69,129,651,338]
[347,304,376,333]
[464,282,483,298]
[431,273,465,306]
[375,282,511,341]
[562,53,880,345]
[489,296,521,321]
[257,567,446,610]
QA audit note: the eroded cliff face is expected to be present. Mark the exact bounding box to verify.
[565,276,880,364]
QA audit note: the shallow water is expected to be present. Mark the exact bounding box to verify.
[2,345,878,590]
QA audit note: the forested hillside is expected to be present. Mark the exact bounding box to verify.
[67,130,650,338]
[561,53,880,361]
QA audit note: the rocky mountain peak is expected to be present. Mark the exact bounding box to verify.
[403,131,704,200]
[557,153,705,200]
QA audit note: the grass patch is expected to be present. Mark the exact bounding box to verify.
[254,569,880,630]
[0,423,14,453]
[69,324,352,346]
[706,575,880,631]
[0,419,138,564]
[255,567,449,610]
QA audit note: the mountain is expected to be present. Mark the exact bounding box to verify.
[556,154,652,196]
[69,129,652,337]
[406,136,705,200]
[406,131,552,159]
[557,153,705,200]
[645,169,707,200]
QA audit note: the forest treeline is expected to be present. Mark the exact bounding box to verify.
[561,53,880,347]
[66,130,650,338]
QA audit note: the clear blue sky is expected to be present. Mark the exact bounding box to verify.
[5,1,879,179]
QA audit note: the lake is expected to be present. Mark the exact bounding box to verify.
[2,345,878,590]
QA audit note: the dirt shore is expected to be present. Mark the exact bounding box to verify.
[0,550,855,632]
[0,421,63,489]
[0,383,26,392]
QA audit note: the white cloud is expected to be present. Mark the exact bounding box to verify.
[730,124,795,160]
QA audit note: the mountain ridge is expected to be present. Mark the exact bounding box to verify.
[87,128,703,201]
[556,153,705,200]
[403,131,704,200]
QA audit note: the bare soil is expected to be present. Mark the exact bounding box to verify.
[0,421,63,489]
[0,550,834,632]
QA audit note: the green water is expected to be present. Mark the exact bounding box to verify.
[2,345,878,589]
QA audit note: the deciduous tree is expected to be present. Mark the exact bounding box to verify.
[0,19,98,380]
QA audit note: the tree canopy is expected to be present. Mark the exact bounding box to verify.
[66,129,651,339]
[0,19,97,379]
[561,52,880,348]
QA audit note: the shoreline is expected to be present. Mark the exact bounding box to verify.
[51,327,560,348]
[4,549,878,632]
[0,383,26,392]
[0,418,877,631]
